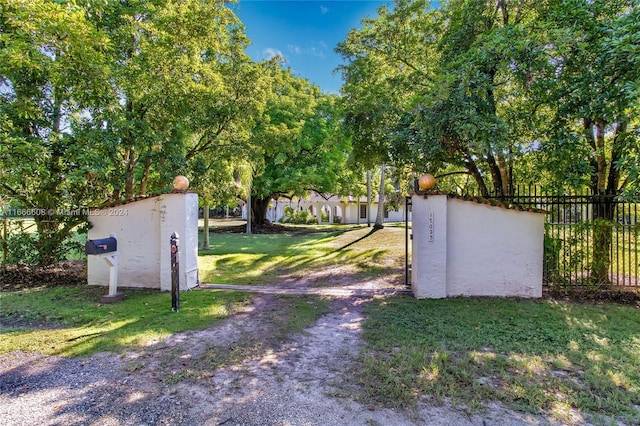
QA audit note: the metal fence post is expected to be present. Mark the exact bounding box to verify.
[171,232,180,312]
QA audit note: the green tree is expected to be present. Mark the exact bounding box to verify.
[184,57,275,242]
[0,0,266,265]
[337,0,431,175]
[79,0,254,201]
[337,1,440,226]
[248,68,354,226]
[533,0,640,282]
[339,0,639,284]
[338,0,546,196]
[0,0,111,265]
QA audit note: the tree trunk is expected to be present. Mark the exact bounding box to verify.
[496,154,510,195]
[486,152,504,196]
[139,156,152,196]
[607,121,626,193]
[246,185,252,235]
[202,202,210,250]
[2,216,8,262]
[366,170,372,227]
[252,196,272,227]
[123,146,136,201]
[591,192,615,285]
[462,153,490,196]
[584,118,622,285]
[374,165,385,229]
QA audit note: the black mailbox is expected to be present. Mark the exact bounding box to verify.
[85,237,117,255]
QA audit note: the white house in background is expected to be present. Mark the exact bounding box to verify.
[240,191,411,224]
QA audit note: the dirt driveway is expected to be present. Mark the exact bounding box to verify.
[0,227,565,425]
[1,287,564,425]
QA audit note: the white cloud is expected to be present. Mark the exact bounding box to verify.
[287,45,302,55]
[262,48,285,61]
[287,42,327,59]
[320,5,329,14]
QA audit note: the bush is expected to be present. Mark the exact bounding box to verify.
[280,206,317,224]
[1,219,86,267]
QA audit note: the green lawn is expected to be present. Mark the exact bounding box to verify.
[198,224,406,285]
[0,286,252,357]
[1,223,403,357]
[359,296,640,425]
[2,223,639,424]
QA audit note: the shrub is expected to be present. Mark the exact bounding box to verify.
[280,206,317,224]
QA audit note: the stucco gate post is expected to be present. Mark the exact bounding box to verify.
[411,194,448,298]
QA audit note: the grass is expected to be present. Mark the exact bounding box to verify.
[3,221,638,424]
[0,286,252,357]
[198,224,406,285]
[273,295,330,335]
[0,224,403,358]
[358,295,640,425]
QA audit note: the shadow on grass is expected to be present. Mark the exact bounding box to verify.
[335,227,380,252]
[198,226,403,287]
[0,287,252,357]
[359,295,640,424]
[0,292,330,425]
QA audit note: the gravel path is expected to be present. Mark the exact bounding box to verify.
[0,226,606,425]
[0,289,569,426]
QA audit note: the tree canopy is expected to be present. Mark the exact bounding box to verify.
[248,67,356,225]
[0,0,272,264]
[1,0,112,264]
[338,0,639,198]
[1,0,638,267]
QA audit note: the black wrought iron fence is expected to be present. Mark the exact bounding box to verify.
[477,187,639,288]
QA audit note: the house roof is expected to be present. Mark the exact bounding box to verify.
[90,190,197,210]
[280,192,383,204]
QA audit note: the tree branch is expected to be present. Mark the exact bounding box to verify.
[1,183,34,207]
[434,171,472,179]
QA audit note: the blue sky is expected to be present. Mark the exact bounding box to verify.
[232,1,392,94]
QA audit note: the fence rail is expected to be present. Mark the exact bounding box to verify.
[475,187,639,288]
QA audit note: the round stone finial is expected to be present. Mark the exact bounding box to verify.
[418,173,436,191]
[172,175,189,191]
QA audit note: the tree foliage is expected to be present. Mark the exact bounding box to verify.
[338,0,544,195]
[0,0,112,265]
[338,0,639,283]
[248,67,356,225]
[0,0,269,264]
[77,0,258,201]
[338,0,638,199]
[533,0,639,197]
[531,0,640,282]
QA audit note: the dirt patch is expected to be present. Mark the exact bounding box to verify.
[544,286,640,307]
[1,281,582,425]
[0,260,86,291]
